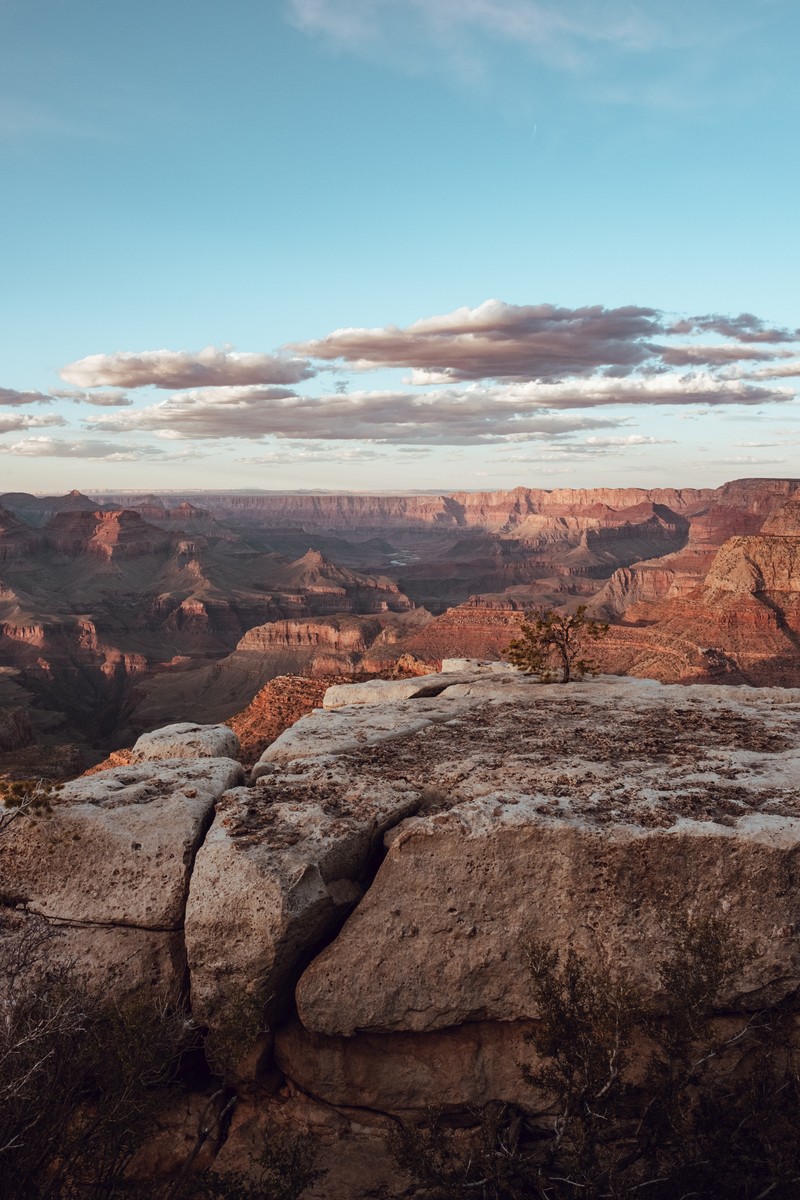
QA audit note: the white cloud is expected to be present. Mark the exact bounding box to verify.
[0,413,66,434]
[61,347,315,390]
[0,387,53,407]
[1,437,166,461]
[293,299,665,381]
[52,388,134,407]
[293,299,800,387]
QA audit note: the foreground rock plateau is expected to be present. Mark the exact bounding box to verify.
[4,665,800,1196]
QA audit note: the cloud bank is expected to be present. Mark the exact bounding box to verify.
[0,437,167,461]
[3,297,797,465]
[85,372,789,446]
[87,384,631,444]
[292,300,800,386]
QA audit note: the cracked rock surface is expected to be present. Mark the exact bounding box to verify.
[6,675,800,1199]
[293,671,800,1034]
[185,762,420,1034]
[131,721,241,763]
[0,753,243,997]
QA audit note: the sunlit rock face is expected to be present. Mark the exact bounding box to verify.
[293,671,800,1036]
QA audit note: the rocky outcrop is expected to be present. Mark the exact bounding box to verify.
[236,616,382,654]
[0,489,109,527]
[703,534,800,597]
[0,751,243,998]
[293,673,800,1037]
[226,674,337,767]
[762,491,800,535]
[5,671,800,1196]
[0,503,42,561]
[131,722,240,762]
[184,763,420,1040]
[43,509,175,559]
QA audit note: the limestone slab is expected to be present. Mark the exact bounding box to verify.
[131,722,241,762]
[184,764,419,1032]
[0,757,243,927]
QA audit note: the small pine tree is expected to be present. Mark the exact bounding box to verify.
[504,605,609,684]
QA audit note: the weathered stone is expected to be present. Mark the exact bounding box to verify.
[47,925,186,1002]
[184,765,418,1035]
[1,758,243,927]
[275,1015,547,1114]
[131,722,241,763]
[440,657,516,674]
[322,675,453,709]
[294,675,800,1035]
[251,696,481,775]
[299,812,800,1034]
[0,912,186,1002]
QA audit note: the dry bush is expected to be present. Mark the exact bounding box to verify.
[389,917,800,1199]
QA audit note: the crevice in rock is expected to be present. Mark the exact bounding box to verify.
[180,784,237,1015]
[409,682,451,698]
[24,908,183,932]
[258,797,424,1044]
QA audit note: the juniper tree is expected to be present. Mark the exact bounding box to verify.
[504,605,609,684]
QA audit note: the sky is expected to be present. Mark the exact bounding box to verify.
[1,0,799,495]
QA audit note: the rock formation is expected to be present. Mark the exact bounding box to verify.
[4,666,800,1195]
[3,476,800,782]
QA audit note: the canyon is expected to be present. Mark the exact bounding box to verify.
[1,476,799,778]
[3,476,800,1194]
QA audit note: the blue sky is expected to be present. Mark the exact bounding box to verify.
[1,0,798,493]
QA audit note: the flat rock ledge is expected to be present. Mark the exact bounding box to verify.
[237,666,800,1198]
[293,669,800,1035]
[131,721,240,762]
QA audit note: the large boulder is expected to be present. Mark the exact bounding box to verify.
[131,721,241,763]
[184,762,420,1038]
[0,756,243,997]
[294,676,800,1035]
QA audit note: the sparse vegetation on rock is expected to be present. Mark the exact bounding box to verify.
[503,605,609,683]
[0,913,324,1199]
[0,778,56,839]
[389,917,800,1198]
[0,913,192,1198]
